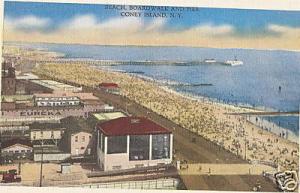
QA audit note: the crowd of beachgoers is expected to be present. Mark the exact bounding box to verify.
[4,45,298,171]
[33,62,299,171]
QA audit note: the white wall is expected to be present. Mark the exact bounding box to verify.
[2,144,32,153]
[34,153,71,161]
[98,134,173,171]
[71,131,92,156]
[30,130,63,140]
[104,153,172,171]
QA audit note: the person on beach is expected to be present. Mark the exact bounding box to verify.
[33,62,299,172]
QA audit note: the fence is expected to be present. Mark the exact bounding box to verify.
[80,178,179,190]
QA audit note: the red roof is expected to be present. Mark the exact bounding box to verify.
[1,138,33,149]
[97,117,171,136]
[99,83,119,88]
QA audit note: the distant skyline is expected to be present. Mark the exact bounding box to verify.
[3,1,300,51]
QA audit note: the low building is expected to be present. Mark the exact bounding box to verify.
[29,122,65,146]
[1,61,16,95]
[0,139,33,161]
[92,111,127,122]
[1,95,34,110]
[60,117,94,157]
[22,79,53,94]
[1,91,109,119]
[0,116,61,126]
[0,125,29,141]
[34,91,99,101]
[1,101,16,110]
[68,130,93,156]
[31,79,82,92]
[1,100,108,119]
[96,117,173,171]
[88,111,126,131]
[33,146,70,162]
[99,83,120,94]
[34,95,80,107]
[16,73,39,80]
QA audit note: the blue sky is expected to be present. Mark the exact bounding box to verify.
[5,1,300,34]
[4,1,300,50]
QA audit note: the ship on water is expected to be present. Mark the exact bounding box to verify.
[203,58,217,63]
[224,56,243,66]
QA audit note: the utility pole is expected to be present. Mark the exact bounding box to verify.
[0,131,2,164]
[244,140,247,160]
[39,141,44,187]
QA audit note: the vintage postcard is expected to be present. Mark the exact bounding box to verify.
[0,0,299,192]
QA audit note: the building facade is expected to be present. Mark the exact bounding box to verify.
[96,117,173,171]
[1,61,16,95]
[0,139,33,161]
[30,79,82,92]
[1,102,109,119]
[69,131,93,156]
[34,96,80,107]
[60,117,95,157]
[29,122,65,146]
[99,83,120,95]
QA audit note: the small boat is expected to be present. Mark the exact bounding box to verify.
[203,59,217,63]
[224,56,243,66]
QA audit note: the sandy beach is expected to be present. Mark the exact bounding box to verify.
[31,61,299,171]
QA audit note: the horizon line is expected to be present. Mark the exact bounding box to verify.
[4,41,300,53]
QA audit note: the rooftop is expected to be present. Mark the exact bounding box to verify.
[16,73,39,80]
[99,82,119,88]
[93,112,127,121]
[1,138,33,149]
[31,79,82,92]
[0,117,61,126]
[1,95,33,102]
[29,122,65,131]
[97,117,171,136]
[34,91,99,100]
[81,99,105,105]
[61,116,92,134]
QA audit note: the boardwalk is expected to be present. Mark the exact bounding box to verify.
[83,86,279,192]
[178,163,277,176]
[228,111,299,116]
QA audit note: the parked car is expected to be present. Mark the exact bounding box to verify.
[1,173,21,183]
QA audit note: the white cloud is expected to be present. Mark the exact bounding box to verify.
[5,14,233,38]
[191,23,234,36]
[5,14,300,51]
[145,18,166,32]
[60,14,142,33]
[268,24,290,33]
[5,15,51,30]
[267,24,300,36]
[99,17,143,33]
[65,14,98,29]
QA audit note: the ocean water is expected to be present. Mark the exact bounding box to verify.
[262,116,299,135]
[12,42,300,135]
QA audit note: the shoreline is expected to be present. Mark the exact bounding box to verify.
[4,45,298,171]
[97,65,284,112]
[159,84,299,144]
[95,65,298,143]
[32,62,299,171]
[4,41,300,53]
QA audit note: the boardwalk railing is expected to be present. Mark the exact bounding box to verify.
[80,178,179,189]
